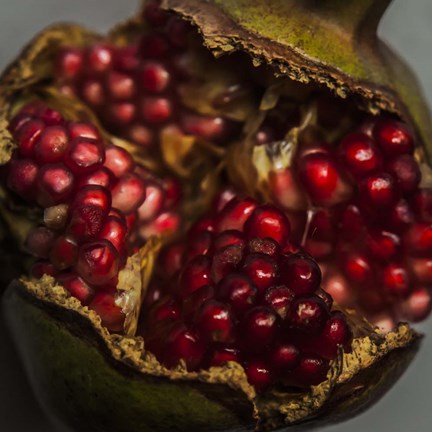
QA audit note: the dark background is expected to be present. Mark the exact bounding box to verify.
[0,0,432,431]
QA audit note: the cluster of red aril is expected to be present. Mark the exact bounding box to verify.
[5,101,181,331]
[262,113,432,329]
[55,1,242,150]
[141,195,353,392]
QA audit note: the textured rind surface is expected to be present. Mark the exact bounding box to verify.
[161,0,432,162]
[2,278,421,431]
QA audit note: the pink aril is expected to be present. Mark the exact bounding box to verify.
[244,204,291,246]
[81,78,105,106]
[15,119,44,157]
[216,197,257,232]
[366,230,401,261]
[136,181,165,222]
[36,163,75,206]
[49,236,78,270]
[76,240,120,286]
[404,223,432,256]
[107,103,136,126]
[106,71,135,100]
[244,360,273,393]
[98,216,128,256]
[241,306,279,349]
[338,132,383,178]
[139,211,181,238]
[179,255,211,298]
[67,204,106,241]
[398,286,432,322]
[76,167,114,189]
[34,125,70,164]
[7,158,38,199]
[213,230,245,250]
[57,273,93,305]
[30,261,58,279]
[382,263,412,298]
[373,118,414,156]
[408,257,432,283]
[211,243,244,283]
[411,188,432,223]
[71,185,111,213]
[140,97,172,123]
[297,152,352,207]
[180,112,232,142]
[263,285,295,319]
[138,61,170,93]
[89,291,125,332]
[64,137,105,174]
[208,347,240,367]
[87,43,113,73]
[289,296,330,334]
[270,343,300,371]
[55,47,84,79]
[187,231,213,260]
[218,273,257,313]
[111,173,147,214]
[103,145,135,178]
[68,122,100,140]
[242,253,278,294]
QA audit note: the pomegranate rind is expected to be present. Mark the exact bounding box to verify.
[161,0,432,162]
[3,276,420,432]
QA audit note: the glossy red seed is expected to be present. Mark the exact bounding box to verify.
[139,211,180,238]
[76,167,114,189]
[55,48,83,78]
[270,343,300,371]
[49,236,78,270]
[399,287,432,322]
[111,173,147,214]
[64,138,104,174]
[34,125,69,164]
[37,163,74,206]
[374,119,414,156]
[106,71,135,100]
[98,216,128,255]
[67,204,106,241]
[89,291,125,332]
[137,181,165,222]
[342,252,373,284]
[213,230,244,250]
[87,44,113,73]
[194,300,235,343]
[57,273,93,305]
[289,296,329,334]
[108,103,136,126]
[81,79,105,106]
[15,119,44,157]
[30,261,58,278]
[147,297,181,326]
[360,172,399,209]
[338,204,365,239]
[287,355,329,388]
[339,132,382,178]
[103,145,135,177]
[242,306,279,348]
[72,185,111,213]
[218,273,257,313]
[7,159,38,199]
[180,113,231,142]
[187,231,213,260]
[297,152,351,206]
[279,254,321,296]
[112,45,139,72]
[216,197,257,232]
[208,347,240,367]
[264,285,295,319]
[180,255,211,297]
[138,61,170,93]
[242,253,278,294]
[76,240,119,286]
[383,263,411,298]
[366,230,401,261]
[140,97,172,123]
[162,323,205,371]
[244,205,290,246]
[389,199,415,231]
[244,360,273,392]
[68,122,100,140]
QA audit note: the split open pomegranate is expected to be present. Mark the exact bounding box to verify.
[0,1,430,431]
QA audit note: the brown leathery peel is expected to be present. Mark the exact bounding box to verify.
[0,0,430,431]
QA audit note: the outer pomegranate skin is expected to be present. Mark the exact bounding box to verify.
[0,0,426,430]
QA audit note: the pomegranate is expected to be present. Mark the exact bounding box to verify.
[142,197,352,391]
[0,1,429,431]
[5,100,182,330]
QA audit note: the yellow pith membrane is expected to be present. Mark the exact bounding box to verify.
[0,1,430,431]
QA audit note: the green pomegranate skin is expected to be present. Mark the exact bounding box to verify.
[2,282,254,432]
